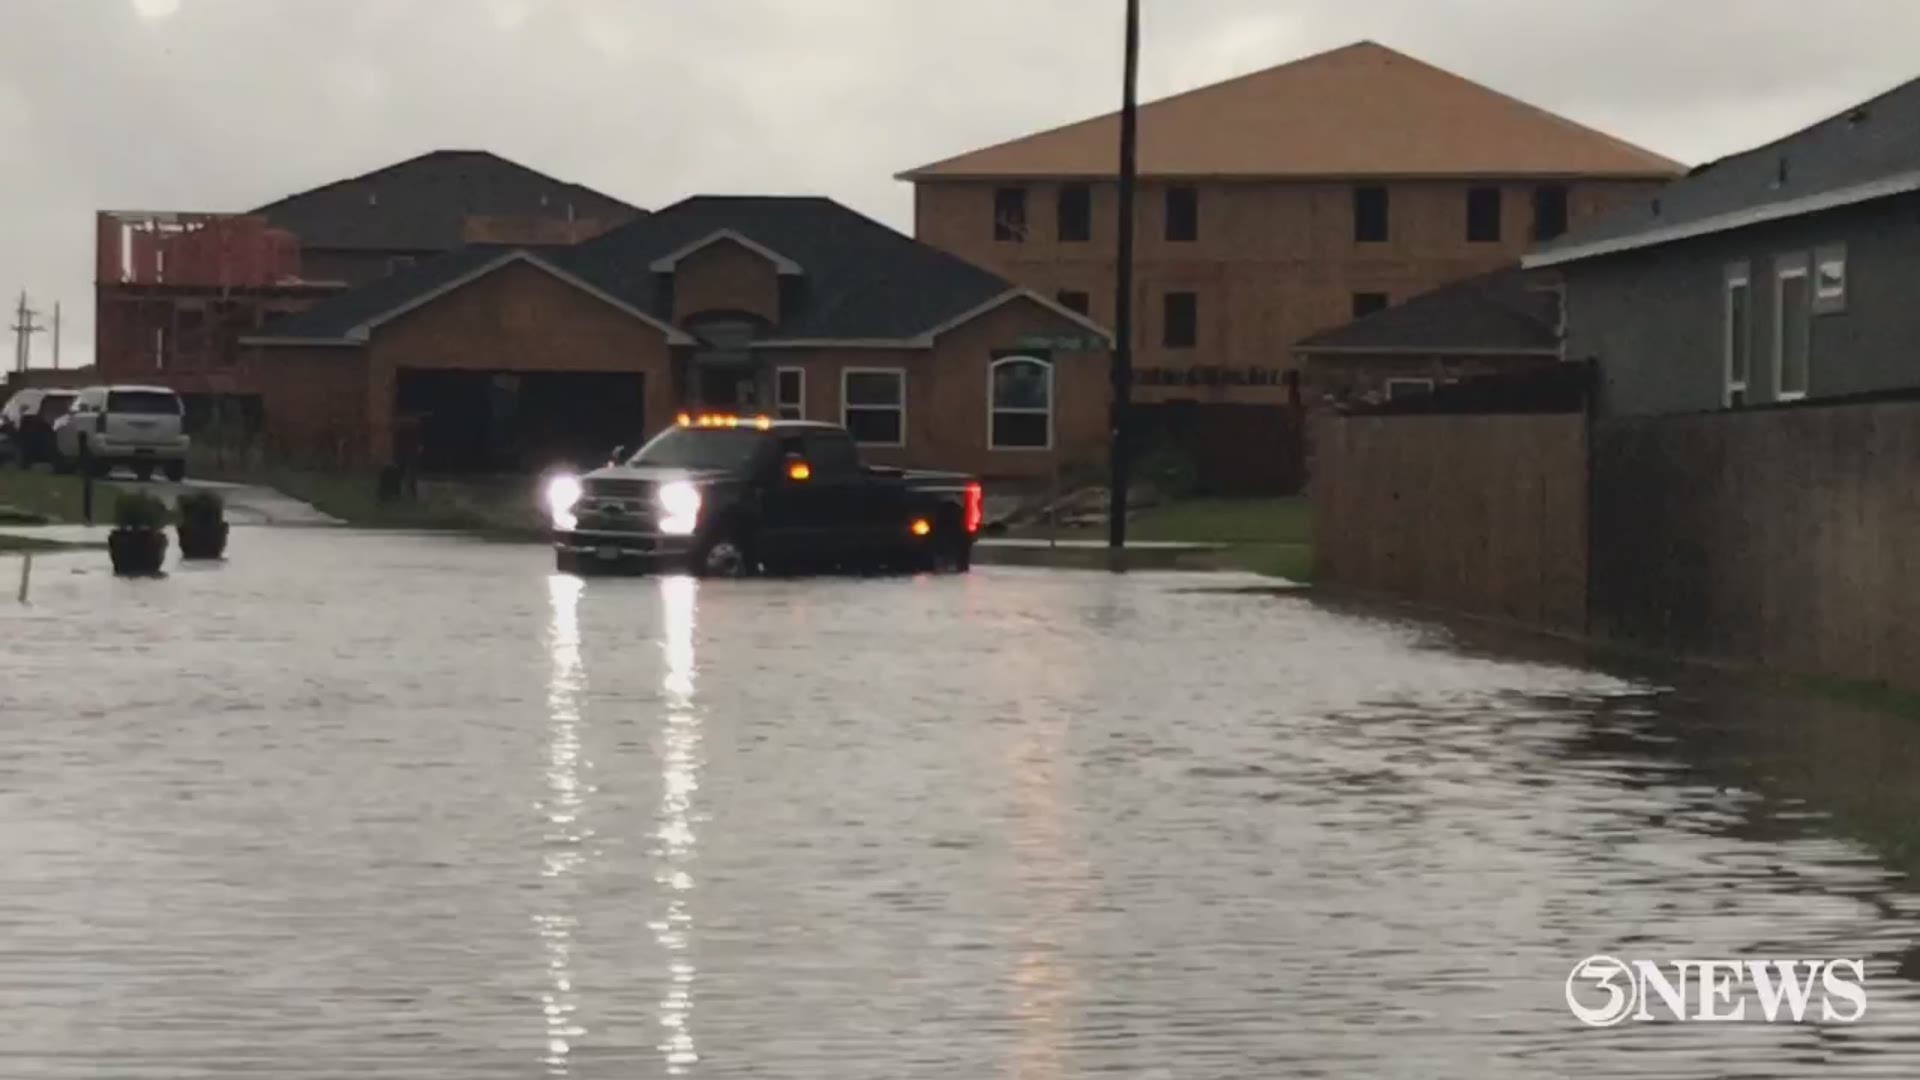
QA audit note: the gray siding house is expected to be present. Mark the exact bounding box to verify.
[1527,75,1920,417]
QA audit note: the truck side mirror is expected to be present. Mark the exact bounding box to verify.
[784,453,812,482]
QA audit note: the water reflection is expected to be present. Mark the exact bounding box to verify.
[539,574,590,1075]
[653,575,701,1074]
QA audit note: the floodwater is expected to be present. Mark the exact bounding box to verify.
[3,530,1919,1079]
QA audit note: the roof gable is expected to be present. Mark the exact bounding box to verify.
[648,229,805,275]
[561,196,1084,343]
[901,41,1681,181]
[1529,73,1920,266]
[1296,269,1561,355]
[245,248,693,346]
[250,150,643,254]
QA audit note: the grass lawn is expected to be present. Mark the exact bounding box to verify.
[1014,495,1315,581]
[0,469,121,524]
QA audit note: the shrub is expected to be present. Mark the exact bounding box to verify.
[113,491,171,530]
[176,489,225,525]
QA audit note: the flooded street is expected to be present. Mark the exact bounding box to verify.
[3,530,1919,1078]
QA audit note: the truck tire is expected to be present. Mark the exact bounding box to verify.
[693,523,756,578]
[922,509,972,573]
[164,460,186,482]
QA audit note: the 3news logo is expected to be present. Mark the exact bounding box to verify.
[1565,955,1868,1027]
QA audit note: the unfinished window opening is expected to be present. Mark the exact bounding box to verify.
[1166,186,1198,242]
[1533,184,1570,241]
[1163,292,1197,349]
[1057,185,1091,243]
[993,187,1029,242]
[1354,186,1390,243]
[1467,187,1502,243]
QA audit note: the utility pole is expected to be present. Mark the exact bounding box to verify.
[10,292,45,373]
[1107,0,1141,569]
[52,303,61,370]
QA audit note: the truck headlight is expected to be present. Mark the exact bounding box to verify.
[546,474,582,531]
[657,480,702,536]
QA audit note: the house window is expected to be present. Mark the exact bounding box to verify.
[989,356,1052,450]
[1354,186,1389,243]
[842,368,905,446]
[1814,244,1847,313]
[775,367,805,421]
[1775,259,1811,401]
[1533,184,1570,241]
[1724,266,1751,407]
[1057,185,1091,243]
[1166,186,1198,242]
[1163,292,1198,349]
[1466,186,1502,243]
[1386,378,1434,400]
[1352,292,1390,319]
[994,187,1029,242]
[1057,290,1091,316]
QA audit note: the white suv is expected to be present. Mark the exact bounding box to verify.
[53,385,191,481]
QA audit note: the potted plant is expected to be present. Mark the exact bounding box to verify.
[176,489,229,560]
[109,492,170,576]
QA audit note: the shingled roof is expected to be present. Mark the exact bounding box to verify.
[247,196,1104,347]
[1528,72,1920,266]
[1296,269,1561,356]
[251,150,642,253]
[900,41,1682,181]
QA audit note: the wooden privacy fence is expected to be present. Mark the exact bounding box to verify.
[1590,402,1920,687]
[1314,399,1920,691]
[1313,414,1589,631]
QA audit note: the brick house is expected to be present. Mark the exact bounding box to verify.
[240,196,1110,479]
[900,40,1680,406]
[94,151,642,437]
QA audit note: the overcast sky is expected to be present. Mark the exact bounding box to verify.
[5,0,1918,369]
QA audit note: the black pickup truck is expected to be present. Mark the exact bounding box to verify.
[546,415,982,577]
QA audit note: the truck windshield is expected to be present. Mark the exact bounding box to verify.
[629,427,768,471]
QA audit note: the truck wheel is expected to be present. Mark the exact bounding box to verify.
[930,510,971,573]
[134,462,155,482]
[694,526,756,578]
[164,460,186,482]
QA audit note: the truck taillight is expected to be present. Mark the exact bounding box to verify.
[964,482,983,534]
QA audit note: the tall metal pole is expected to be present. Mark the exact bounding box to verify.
[1107,0,1141,568]
[52,303,60,370]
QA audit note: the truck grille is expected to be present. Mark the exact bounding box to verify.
[584,478,650,499]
